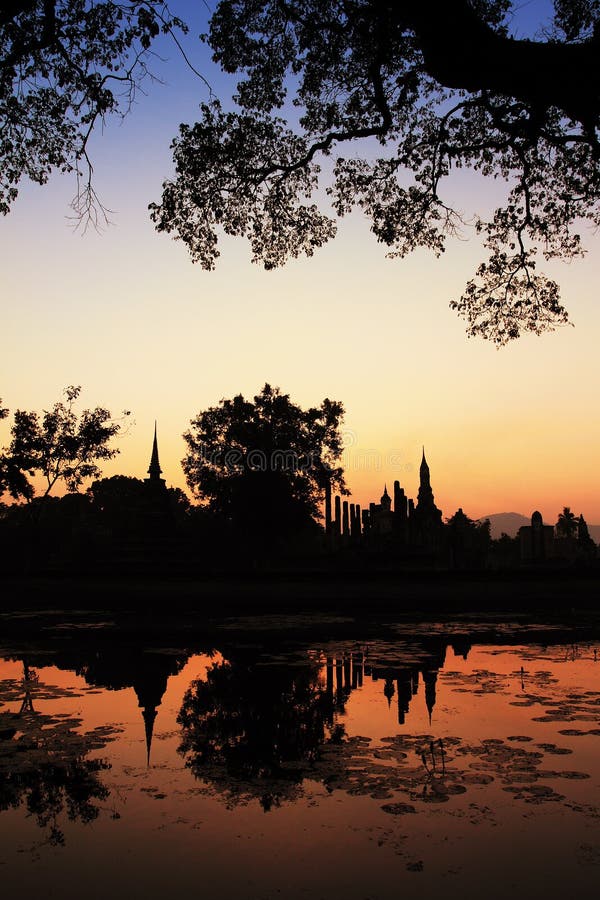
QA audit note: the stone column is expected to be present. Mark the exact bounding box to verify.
[362,508,370,535]
[334,495,341,537]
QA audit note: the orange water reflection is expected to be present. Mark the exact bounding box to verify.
[1,631,599,899]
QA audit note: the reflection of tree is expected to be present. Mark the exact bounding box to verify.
[177,656,340,809]
[0,663,117,846]
[1,755,111,846]
[19,661,38,714]
[176,643,455,809]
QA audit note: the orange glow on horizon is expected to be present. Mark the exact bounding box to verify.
[3,417,599,527]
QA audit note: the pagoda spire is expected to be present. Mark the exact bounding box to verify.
[380,483,392,510]
[147,422,163,482]
[417,445,435,507]
[420,446,430,480]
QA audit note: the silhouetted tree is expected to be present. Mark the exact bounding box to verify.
[89,474,149,518]
[42,492,93,547]
[88,474,191,542]
[151,0,600,344]
[577,513,596,557]
[445,508,491,568]
[0,1,189,222]
[556,505,578,539]
[182,384,345,546]
[1,398,30,498]
[0,386,129,509]
[490,531,520,568]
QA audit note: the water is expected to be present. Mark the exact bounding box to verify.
[1,614,599,899]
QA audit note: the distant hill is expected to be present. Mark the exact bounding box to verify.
[479,511,600,545]
[479,512,530,539]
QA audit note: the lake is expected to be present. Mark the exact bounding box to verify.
[1,612,599,899]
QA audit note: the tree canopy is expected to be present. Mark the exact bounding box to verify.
[555,505,578,538]
[576,513,596,554]
[0,385,128,503]
[0,1,187,223]
[1,395,34,499]
[182,384,346,539]
[149,0,600,344]
[88,473,190,534]
[4,2,600,344]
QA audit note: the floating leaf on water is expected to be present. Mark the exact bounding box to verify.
[380,802,416,815]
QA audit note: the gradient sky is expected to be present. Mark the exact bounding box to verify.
[1,1,599,523]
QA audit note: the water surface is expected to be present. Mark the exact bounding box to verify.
[1,616,599,899]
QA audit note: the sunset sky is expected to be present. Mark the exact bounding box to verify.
[2,1,599,524]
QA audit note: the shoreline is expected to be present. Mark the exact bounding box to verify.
[2,568,599,616]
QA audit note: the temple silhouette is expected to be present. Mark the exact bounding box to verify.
[1,425,596,576]
[147,422,166,488]
[325,448,445,558]
[142,423,172,534]
[118,432,598,568]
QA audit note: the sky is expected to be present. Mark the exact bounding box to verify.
[1,1,599,524]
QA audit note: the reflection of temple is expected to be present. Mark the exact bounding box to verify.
[323,635,471,727]
[369,639,446,726]
[12,643,190,766]
[325,652,364,712]
[327,448,443,555]
[75,649,188,765]
[132,658,174,766]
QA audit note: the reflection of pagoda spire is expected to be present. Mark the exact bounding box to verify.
[142,706,158,767]
[383,677,395,708]
[133,657,171,767]
[450,637,472,661]
[422,669,439,725]
[397,675,413,725]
